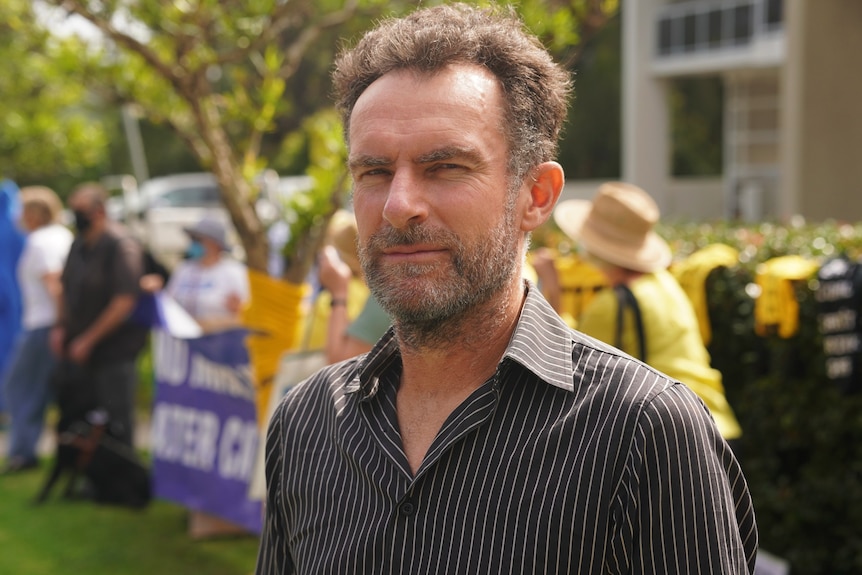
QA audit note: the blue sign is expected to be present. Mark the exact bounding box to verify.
[150,328,262,533]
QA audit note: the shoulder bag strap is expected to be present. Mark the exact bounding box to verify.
[614,284,647,362]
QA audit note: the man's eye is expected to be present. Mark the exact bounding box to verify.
[357,169,389,179]
[431,163,462,172]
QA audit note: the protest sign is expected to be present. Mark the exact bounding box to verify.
[150,328,262,533]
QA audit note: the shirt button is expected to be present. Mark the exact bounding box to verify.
[399,500,416,517]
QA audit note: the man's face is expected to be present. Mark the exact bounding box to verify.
[68,192,106,236]
[349,65,524,327]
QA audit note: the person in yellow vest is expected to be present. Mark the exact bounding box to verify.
[554,182,742,442]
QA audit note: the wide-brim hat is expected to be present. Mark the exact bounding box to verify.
[553,181,672,273]
[183,216,229,251]
[326,209,361,277]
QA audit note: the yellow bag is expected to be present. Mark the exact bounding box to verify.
[754,255,820,338]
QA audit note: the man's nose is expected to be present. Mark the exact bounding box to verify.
[382,170,428,229]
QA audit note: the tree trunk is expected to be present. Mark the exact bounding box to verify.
[194,99,270,273]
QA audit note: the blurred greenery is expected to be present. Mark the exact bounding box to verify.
[662,220,862,575]
[0,0,111,190]
[3,0,620,274]
[0,466,258,575]
[558,11,622,179]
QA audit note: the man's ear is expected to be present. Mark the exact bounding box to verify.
[519,161,564,232]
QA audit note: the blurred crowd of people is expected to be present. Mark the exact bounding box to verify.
[1,181,153,474]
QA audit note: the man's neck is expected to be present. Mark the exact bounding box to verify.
[395,278,526,396]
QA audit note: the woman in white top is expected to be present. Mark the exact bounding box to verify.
[2,186,73,473]
[165,216,250,333]
[161,215,251,537]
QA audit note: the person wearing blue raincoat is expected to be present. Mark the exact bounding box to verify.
[0,179,26,420]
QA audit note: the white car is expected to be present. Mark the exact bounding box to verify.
[119,172,312,270]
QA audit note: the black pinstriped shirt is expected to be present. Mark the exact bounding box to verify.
[256,286,758,574]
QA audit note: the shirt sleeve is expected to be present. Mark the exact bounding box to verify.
[255,401,295,575]
[29,235,68,277]
[607,384,758,574]
[112,235,144,296]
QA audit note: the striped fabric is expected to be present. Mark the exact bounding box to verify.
[256,286,757,574]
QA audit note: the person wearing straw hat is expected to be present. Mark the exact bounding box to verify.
[554,181,742,441]
[164,215,250,333]
[256,5,756,574]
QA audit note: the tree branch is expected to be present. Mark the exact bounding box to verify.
[51,0,194,100]
[216,0,359,76]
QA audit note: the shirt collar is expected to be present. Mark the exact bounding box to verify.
[346,281,575,399]
[503,282,574,392]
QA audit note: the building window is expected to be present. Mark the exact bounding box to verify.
[659,16,674,55]
[765,0,783,29]
[683,13,698,51]
[732,4,753,45]
[656,0,783,56]
[707,9,723,48]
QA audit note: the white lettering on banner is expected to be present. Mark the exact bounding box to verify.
[823,334,861,356]
[826,357,853,379]
[153,331,189,386]
[189,354,255,401]
[815,280,853,302]
[218,417,259,481]
[819,309,857,334]
[151,403,219,472]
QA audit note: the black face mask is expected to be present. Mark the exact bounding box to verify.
[73,210,92,233]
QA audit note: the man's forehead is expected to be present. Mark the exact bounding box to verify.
[348,72,506,165]
[350,65,502,125]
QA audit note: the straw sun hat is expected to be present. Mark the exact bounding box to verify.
[553,181,672,273]
[326,209,362,277]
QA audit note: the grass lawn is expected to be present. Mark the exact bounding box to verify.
[0,464,260,575]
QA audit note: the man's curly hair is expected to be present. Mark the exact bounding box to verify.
[332,3,572,183]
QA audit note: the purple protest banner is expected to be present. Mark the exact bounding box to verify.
[150,328,262,533]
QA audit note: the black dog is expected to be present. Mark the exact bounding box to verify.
[34,361,151,509]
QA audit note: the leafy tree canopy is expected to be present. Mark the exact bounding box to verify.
[7,0,618,277]
[0,0,110,189]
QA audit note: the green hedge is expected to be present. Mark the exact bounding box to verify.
[661,220,862,575]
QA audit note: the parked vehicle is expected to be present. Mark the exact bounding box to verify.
[107,172,312,270]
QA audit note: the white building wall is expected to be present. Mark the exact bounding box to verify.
[622,0,672,212]
[621,0,788,221]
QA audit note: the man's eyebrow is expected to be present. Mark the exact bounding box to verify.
[348,155,391,170]
[348,146,483,170]
[415,146,482,165]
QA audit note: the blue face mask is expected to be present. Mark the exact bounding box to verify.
[186,240,205,260]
